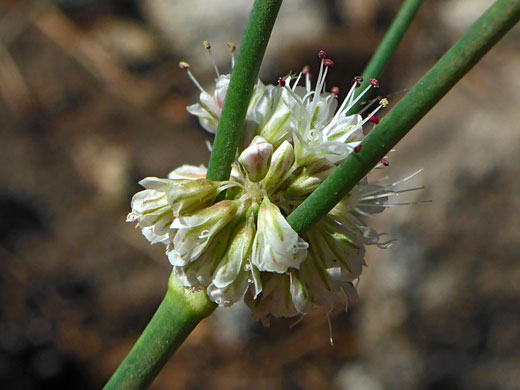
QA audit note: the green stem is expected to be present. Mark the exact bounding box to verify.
[206,0,283,181]
[104,275,216,390]
[348,0,424,115]
[288,0,520,235]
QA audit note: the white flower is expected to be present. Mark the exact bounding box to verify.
[278,59,382,166]
[127,187,172,245]
[127,170,221,245]
[251,196,308,274]
[127,46,423,323]
[182,59,276,139]
[207,215,256,305]
[169,200,240,266]
[245,270,307,323]
[186,74,230,134]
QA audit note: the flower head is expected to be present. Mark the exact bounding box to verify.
[128,46,423,324]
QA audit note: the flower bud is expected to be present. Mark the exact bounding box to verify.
[284,160,334,198]
[138,177,220,217]
[251,197,308,274]
[127,189,172,245]
[169,200,240,265]
[238,136,273,182]
[173,223,233,287]
[262,140,295,193]
[207,215,256,305]
[258,97,292,147]
[167,164,207,180]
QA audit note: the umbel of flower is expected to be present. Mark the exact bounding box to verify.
[128,46,422,323]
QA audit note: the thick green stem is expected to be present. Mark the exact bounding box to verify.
[104,275,216,390]
[206,0,283,181]
[348,0,424,115]
[288,0,520,235]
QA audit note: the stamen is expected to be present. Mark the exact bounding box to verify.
[203,40,220,77]
[179,61,205,93]
[369,78,379,88]
[354,144,362,153]
[391,168,423,187]
[362,200,432,207]
[361,99,387,126]
[380,157,389,166]
[369,115,380,124]
[359,187,426,202]
[302,65,312,92]
[324,59,334,67]
[353,76,363,88]
[345,83,374,113]
[292,72,303,92]
[358,96,381,115]
[329,82,357,125]
[308,56,326,118]
[325,306,334,346]
[354,207,374,218]
[227,41,237,68]
[331,85,340,99]
[277,77,286,87]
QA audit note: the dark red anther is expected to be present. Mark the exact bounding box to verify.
[354,144,362,153]
[318,50,327,59]
[381,158,389,166]
[277,77,286,87]
[369,115,380,124]
[369,78,379,88]
[324,58,335,67]
[353,76,363,87]
[331,86,340,96]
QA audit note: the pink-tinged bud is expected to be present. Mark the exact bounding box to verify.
[318,50,327,59]
[381,158,389,166]
[353,76,363,87]
[324,59,335,67]
[369,115,379,124]
[354,144,362,153]
[238,136,273,182]
[369,78,379,88]
[277,77,286,87]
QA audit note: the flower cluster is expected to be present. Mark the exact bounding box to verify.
[128,47,417,323]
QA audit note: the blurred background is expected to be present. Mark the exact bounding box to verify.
[1,0,519,389]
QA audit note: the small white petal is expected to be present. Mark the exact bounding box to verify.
[251,197,308,273]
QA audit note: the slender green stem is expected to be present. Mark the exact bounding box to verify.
[348,0,424,115]
[288,0,520,235]
[104,275,216,390]
[206,0,283,181]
